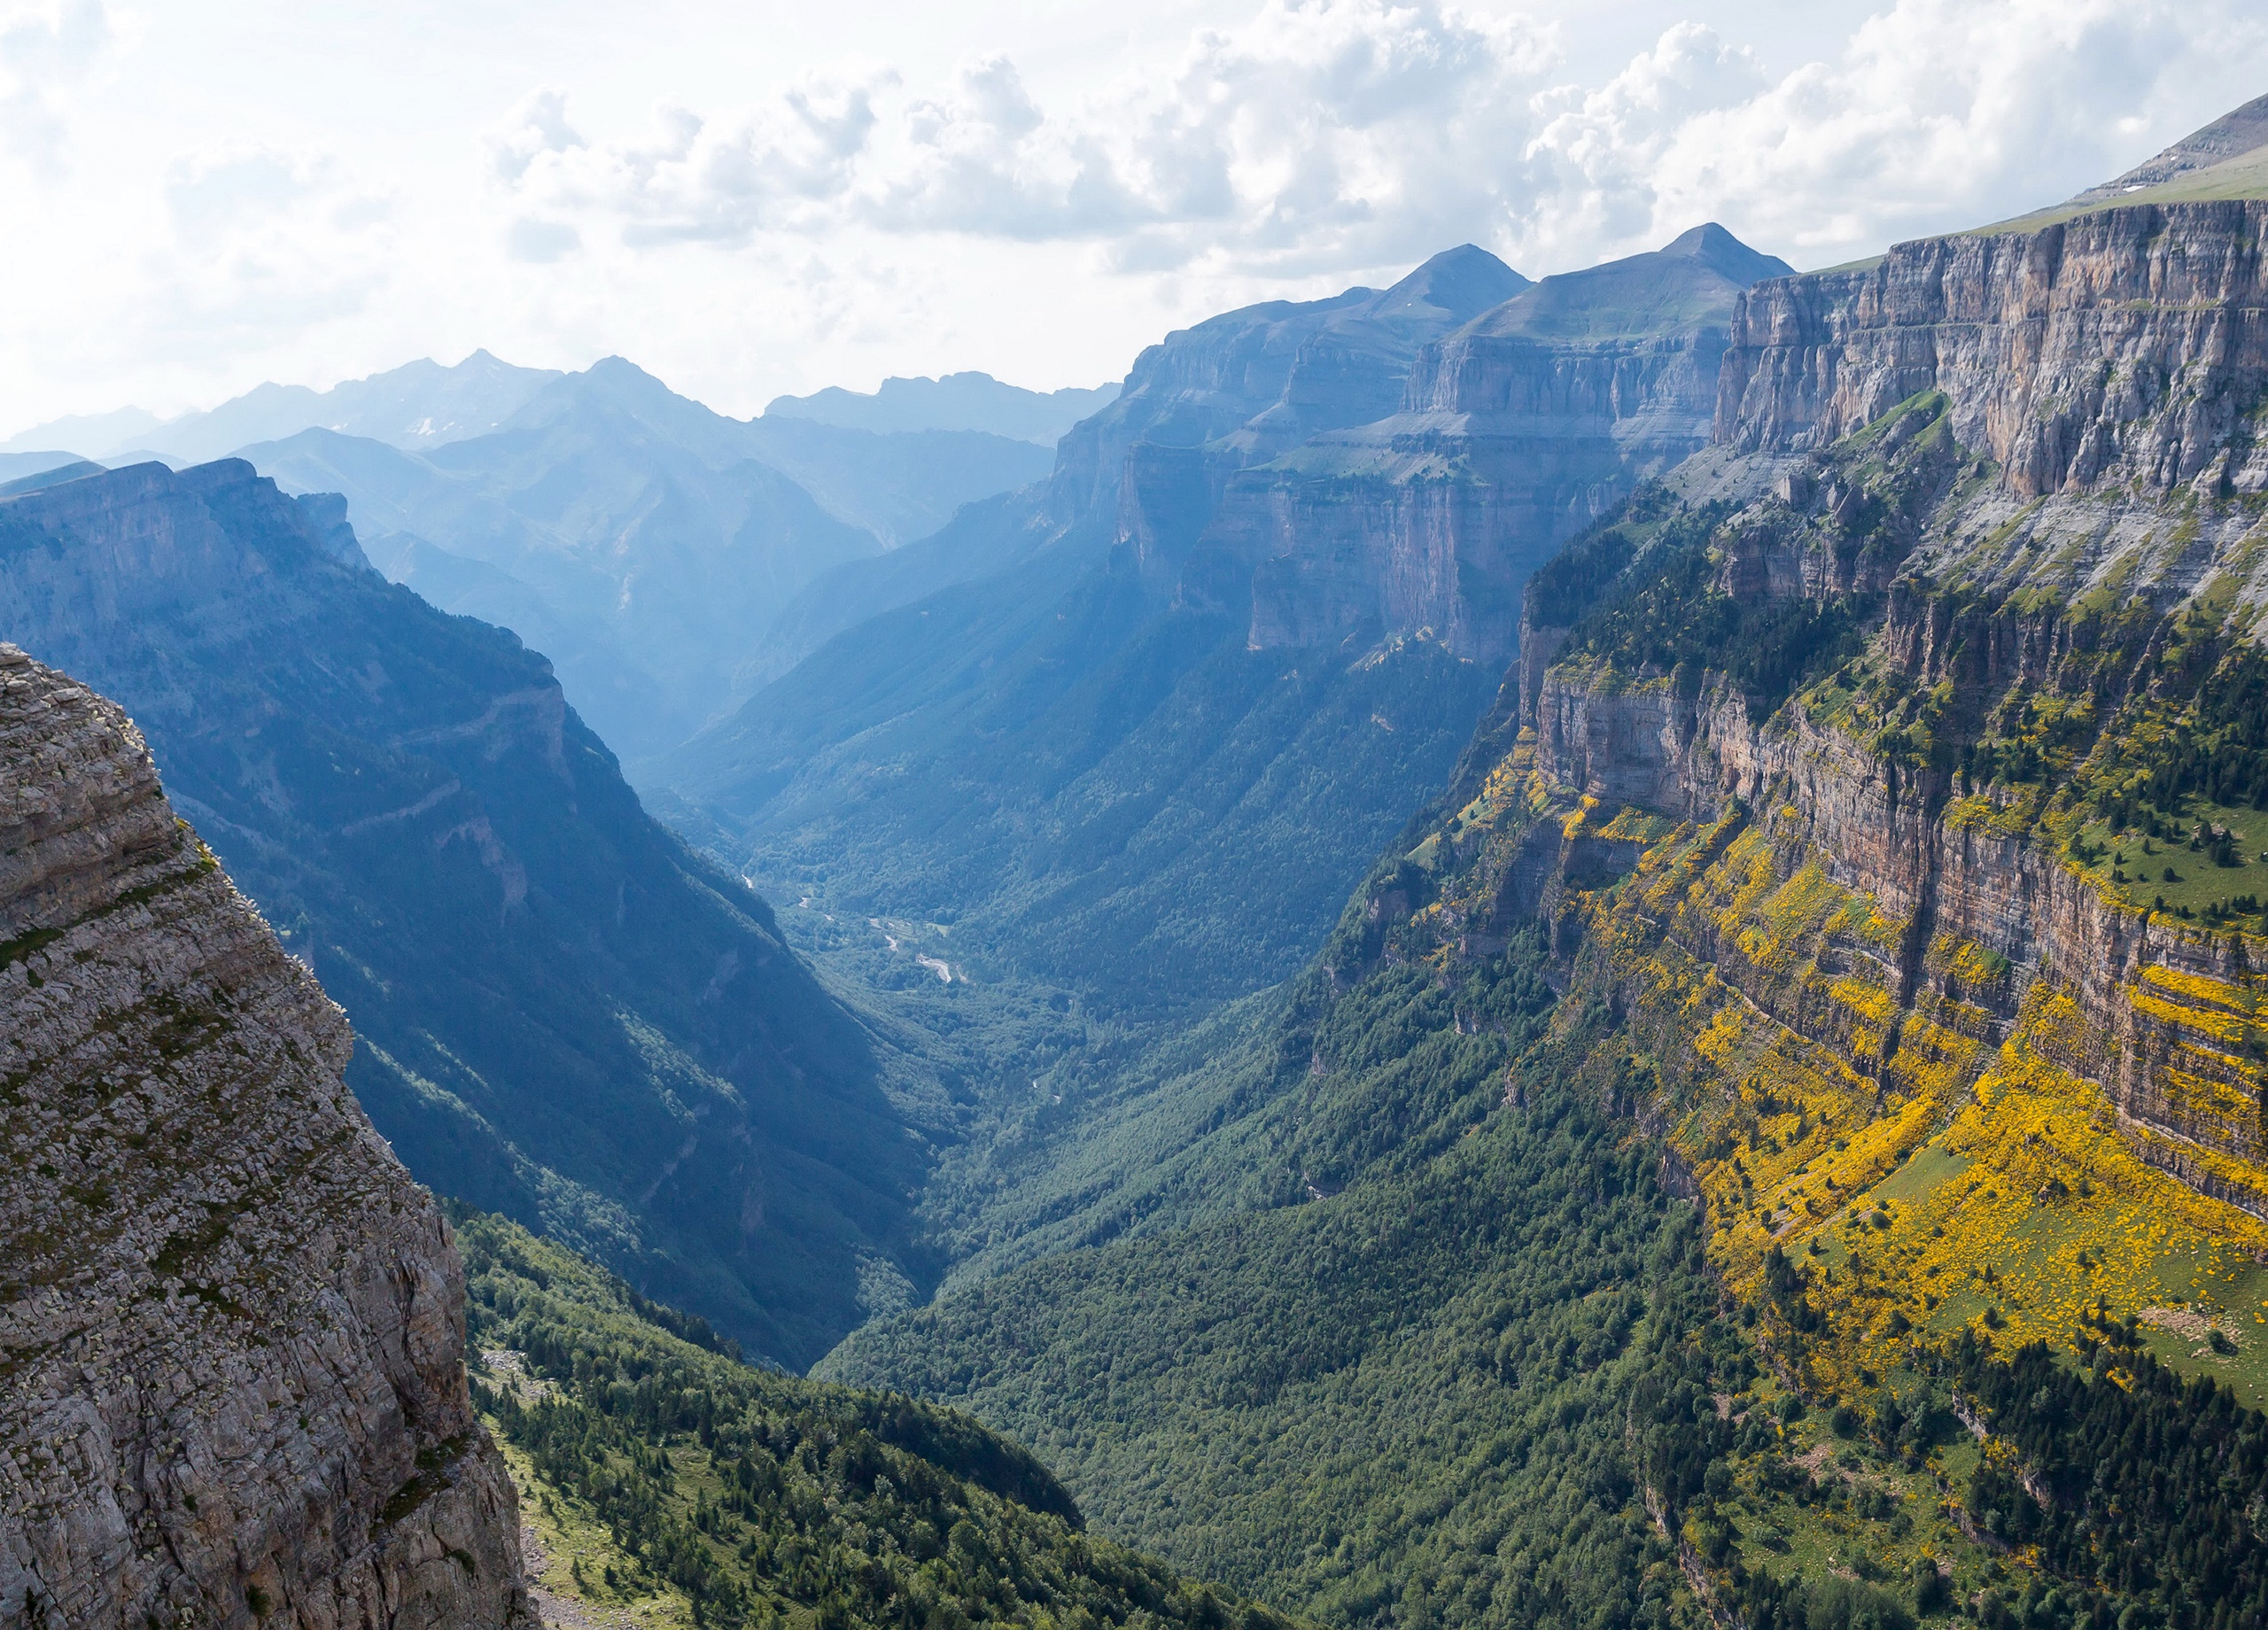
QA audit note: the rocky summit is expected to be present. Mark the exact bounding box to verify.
[0,646,528,1629]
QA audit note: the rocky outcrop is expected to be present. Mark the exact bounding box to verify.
[1048,245,1528,573]
[0,644,531,1628]
[1715,199,2268,496]
[1216,225,1792,664]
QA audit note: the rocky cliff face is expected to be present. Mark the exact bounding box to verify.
[0,646,528,1628]
[1211,225,1793,666]
[1350,186,2268,1395]
[1715,199,2268,497]
[0,457,920,1371]
[1048,244,1527,570]
[1533,210,2268,1187]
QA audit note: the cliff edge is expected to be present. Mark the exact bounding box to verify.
[0,645,529,1626]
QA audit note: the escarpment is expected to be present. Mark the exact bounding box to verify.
[1355,182,2268,1393]
[1214,224,1793,666]
[1716,198,2268,496]
[0,646,530,1628]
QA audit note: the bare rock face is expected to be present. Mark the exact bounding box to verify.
[1716,199,2268,496]
[1530,658,2268,1219]
[0,646,530,1626]
[1217,224,1792,665]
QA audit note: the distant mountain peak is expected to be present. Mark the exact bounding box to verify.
[2069,90,2268,206]
[1366,244,1529,324]
[1,352,566,465]
[1656,222,1796,285]
[1453,222,1792,345]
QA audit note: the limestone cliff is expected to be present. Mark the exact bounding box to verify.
[1210,225,1793,666]
[1355,186,2268,1400]
[0,645,529,1627]
[1052,244,1527,574]
[1715,199,2268,496]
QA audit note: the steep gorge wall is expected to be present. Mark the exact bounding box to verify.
[1529,669,2267,1213]
[1231,332,1724,664]
[1716,198,2268,496]
[0,646,528,1628]
[1503,201,2268,1247]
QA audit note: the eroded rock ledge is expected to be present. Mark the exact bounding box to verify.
[0,644,530,1627]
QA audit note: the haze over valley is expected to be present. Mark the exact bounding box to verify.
[8,8,2268,1630]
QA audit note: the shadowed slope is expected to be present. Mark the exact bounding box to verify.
[0,458,934,1367]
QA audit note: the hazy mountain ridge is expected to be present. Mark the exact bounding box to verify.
[765,370,1121,445]
[236,361,1057,757]
[0,457,940,1368]
[6,354,1060,762]
[2,350,563,465]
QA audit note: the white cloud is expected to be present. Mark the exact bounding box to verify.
[489,0,2268,289]
[144,142,398,356]
[3,0,2267,431]
[501,2,1557,271]
[506,216,581,263]
[496,72,887,247]
[1530,0,2256,263]
[0,0,112,170]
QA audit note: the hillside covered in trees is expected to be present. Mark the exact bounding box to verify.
[454,1207,1308,1630]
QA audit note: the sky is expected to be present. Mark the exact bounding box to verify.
[2,0,2265,433]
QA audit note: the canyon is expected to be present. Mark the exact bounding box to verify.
[654,228,1794,1028]
[825,130,2268,1630]
[0,457,928,1370]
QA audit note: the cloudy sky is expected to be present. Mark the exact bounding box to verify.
[3,0,2264,432]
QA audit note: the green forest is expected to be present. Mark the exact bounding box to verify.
[455,1206,1313,1630]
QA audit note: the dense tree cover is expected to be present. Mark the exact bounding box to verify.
[1520,501,1647,630]
[822,787,2268,1630]
[1953,1337,2268,1628]
[2087,641,2268,820]
[455,1205,1301,1630]
[826,962,1781,1630]
[1555,508,1876,722]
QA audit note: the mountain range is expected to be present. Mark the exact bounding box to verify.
[0,356,1089,759]
[10,87,2268,1630]
[0,457,948,1370]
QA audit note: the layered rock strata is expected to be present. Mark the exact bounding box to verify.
[1716,199,2268,496]
[1216,224,1793,664]
[1530,667,2268,1215]
[0,646,528,1627]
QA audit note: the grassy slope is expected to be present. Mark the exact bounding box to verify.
[1973,147,2268,237]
